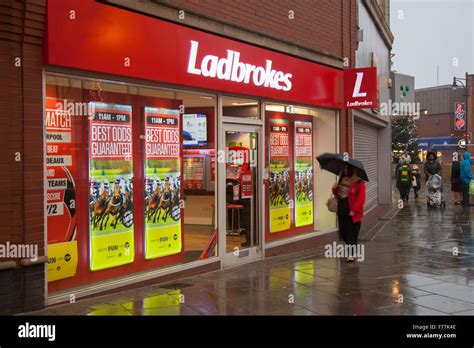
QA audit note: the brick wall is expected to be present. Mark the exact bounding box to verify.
[162,0,354,59]
[416,86,465,115]
[416,75,474,141]
[416,113,462,138]
[0,0,46,314]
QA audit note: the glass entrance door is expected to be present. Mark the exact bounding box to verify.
[219,123,263,267]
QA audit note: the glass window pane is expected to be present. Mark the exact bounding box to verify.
[45,73,218,291]
[264,102,338,240]
[222,96,260,119]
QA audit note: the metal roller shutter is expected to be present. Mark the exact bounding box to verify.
[354,121,378,211]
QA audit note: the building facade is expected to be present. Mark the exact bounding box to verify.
[354,0,394,210]
[389,72,416,161]
[0,0,392,314]
[415,80,473,164]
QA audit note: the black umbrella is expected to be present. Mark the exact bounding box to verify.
[316,152,369,182]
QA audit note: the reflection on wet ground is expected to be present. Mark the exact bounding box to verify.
[32,188,474,315]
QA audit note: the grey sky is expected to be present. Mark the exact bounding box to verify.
[390,0,474,89]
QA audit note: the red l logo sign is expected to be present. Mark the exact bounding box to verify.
[352,72,367,98]
[344,67,378,109]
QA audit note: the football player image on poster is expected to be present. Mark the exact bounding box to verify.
[269,119,291,233]
[144,107,182,259]
[89,102,134,271]
[294,121,313,227]
[45,97,78,282]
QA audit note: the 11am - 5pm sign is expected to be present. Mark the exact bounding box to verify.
[343,67,378,109]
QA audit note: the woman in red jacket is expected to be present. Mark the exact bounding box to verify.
[332,164,366,262]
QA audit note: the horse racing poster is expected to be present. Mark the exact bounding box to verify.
[294,121,313,227]
[269,119,291,233]
[45,97,78,282]
[144,107,182,260]
[89,102,134,271]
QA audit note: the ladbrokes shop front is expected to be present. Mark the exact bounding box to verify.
[42,0,345,303]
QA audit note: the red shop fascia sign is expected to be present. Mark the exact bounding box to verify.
[45,0,377,110]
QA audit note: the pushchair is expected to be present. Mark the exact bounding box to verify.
[426,174,446,209]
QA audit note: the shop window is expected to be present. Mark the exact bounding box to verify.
[46,75,73,88]
[138,87,176,99]
[222,96,260,119]
[82,80,129,94]
[45,73,217,292]
[264,103,337,243]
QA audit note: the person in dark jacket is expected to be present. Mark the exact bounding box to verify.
[451,152,463,205]
[460,151,474,206]
[423,151,442,182]
[396,159,412,201]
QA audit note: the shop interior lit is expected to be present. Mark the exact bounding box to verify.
[45,73,338,292]
[45,74,266,287]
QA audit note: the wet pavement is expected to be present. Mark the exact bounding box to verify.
[30,186,474,316]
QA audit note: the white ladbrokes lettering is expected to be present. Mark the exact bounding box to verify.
[187,40,293,91]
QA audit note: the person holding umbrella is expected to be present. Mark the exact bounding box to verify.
[317,153,367,263]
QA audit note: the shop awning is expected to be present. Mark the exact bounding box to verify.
[416,137,461,150]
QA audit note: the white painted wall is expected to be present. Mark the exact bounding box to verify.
[312,108,338,231]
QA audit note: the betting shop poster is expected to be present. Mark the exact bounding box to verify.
[45,98,78,282]
[269,119,291,233]
[89,102,134,271]
[144,107,182,259]
[294,121,313,227]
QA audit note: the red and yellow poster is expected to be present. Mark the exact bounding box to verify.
[269,119,290,233]
[183,156,205,190]
[240,170,253,199]
[294,121,313,227]
[144,107,182,259]
[45,98,78,282]
[89,102,134,271]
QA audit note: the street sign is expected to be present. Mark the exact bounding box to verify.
[343,67,378,109]
[454,102,466,131]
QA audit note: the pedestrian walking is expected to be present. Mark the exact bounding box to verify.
[411,164,421,199]
[396,159,412,201]
[396,151,412,174]
[403,150,412,164]
[423,151,442,183]
[332,164,366,263]
[460,151,474,207]
[451,152,463,205]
